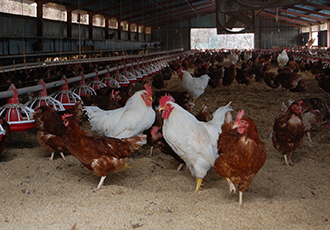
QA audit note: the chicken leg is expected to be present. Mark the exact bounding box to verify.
[239,191,243,207]
[49,152,66,161]
[93,176,106,192]
[195,178,203,191]
[284,153,293,166]
[225,178,236,194]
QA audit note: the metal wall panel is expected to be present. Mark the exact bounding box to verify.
[0,14,37,37]
[43,20,67,38]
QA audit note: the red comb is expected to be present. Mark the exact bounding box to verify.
[159,93,175,107]
[61,113,73,120]
[144,83,152,97]
[236,110,245,121]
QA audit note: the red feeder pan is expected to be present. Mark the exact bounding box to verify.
[121,61,137,83]
[25,79,65,111]
[71,67,96,96]
[100,68,120,88]
[113,65,130,87]
[129,61,143,81]
[0,84,35,132]
[50,76,81,110]
[88,70,107,90]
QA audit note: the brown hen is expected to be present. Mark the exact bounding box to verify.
[214,110,266,207]
[62,115,147,191]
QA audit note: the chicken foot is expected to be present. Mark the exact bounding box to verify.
[149,146,154,156]
[239,191,243,208]
[284,153,293,166]
[177,163,184,171]
[49,152,66,161]
[93,176,106,192]
[195,178,203,191]
[225,178,236,194]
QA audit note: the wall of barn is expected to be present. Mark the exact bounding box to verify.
[155,13,300,50]
[0,12,155,56]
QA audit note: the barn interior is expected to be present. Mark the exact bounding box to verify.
[0,0,330,229]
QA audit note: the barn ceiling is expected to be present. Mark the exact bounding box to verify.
[35,0,330,29]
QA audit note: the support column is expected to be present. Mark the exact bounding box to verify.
[118,20,122,40]
[67,9,72,38]
[88,13,94,40]
[105,17,109,39]
[36,2,43,37]
[327,23,330,49]
[128,23,131,41]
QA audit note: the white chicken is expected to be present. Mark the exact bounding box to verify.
[229,50,239,65]
[84,84,155,139]
[159,94,232,191]
[178,67,210,103]
[277,49,289,67]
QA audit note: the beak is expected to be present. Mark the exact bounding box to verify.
[158,107,165,111]
[148,96,153,101]
[232,122,239,129]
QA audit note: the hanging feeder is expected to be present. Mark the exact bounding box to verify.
[88,70,107,90]
[50,76,81,110]
[136,59,148,79]
[0,84,35,132]
[113,64,130,87]
[71,66,96,96]
[121,60,137,83]
[128,60,143,81]
[25,79,65,111]
[142,58,154,77]
[100,67,120,88]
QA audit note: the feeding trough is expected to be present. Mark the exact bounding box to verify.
[25,79,65,111]
[50,76,81,110]
[100,67,120,88]
[113,64,130,87]
[71,66,96,96]
[121,60,137,83]
[88,70,107,90]
[135,59,148,79]
[128,60,143,81]
[0,84,35,132]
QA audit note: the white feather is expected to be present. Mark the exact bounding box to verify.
[162,101,232,179]
[179,70,210,100]
[277,49,289,67]
[84,90,155,139]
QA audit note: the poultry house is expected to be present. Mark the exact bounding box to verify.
[62,114,147,191]
[214,110,266,207]
[159,94,232,191]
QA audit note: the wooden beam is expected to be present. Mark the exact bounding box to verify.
[271,8,330,23]
[264,9,321,25]
[256,14,301,28]
[305,2,330,12]
[259,11,311,26]
[289,6,330,19]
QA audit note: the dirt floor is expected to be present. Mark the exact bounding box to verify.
[0,58,329,230]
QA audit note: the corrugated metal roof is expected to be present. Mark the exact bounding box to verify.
[33,0,330,28]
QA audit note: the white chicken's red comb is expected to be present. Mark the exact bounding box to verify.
[159,94,175,107]
[236,110,245,121]
[144,83,152,97]
[61,113,73,120]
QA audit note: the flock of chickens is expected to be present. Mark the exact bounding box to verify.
[0,48,330,207]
